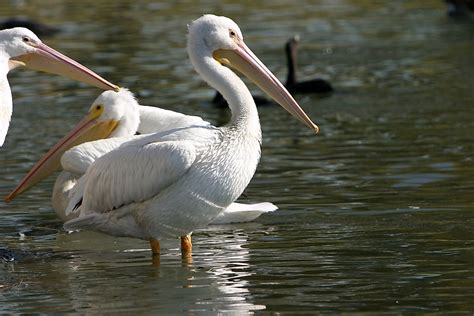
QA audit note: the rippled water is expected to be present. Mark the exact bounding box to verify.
[1,0,473,313]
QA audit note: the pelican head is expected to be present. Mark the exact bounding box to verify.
[1,27,118,91]
[88,88,140,138]
[5,88,139,202]
[1,27,42,60]
[187,15,319,133]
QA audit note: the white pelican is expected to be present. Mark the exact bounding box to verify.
[0,27,118,146]
[11,15,318,257]
[6,88,277,224]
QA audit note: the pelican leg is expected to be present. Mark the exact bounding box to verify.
[180,234,192,258]
[149,238,160,256]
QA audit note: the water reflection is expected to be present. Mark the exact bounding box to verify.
[1,227,267,313]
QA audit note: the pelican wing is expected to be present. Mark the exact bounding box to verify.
[138,105,210,134]
[61,136,135,174]
[66,139,196,216]
[61,107,211,174]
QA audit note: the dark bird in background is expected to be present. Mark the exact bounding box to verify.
[212,35,333,108]
[0,17,59,36]
[284,35,333,94]
[212,87,271,108]
[445,0,474,17]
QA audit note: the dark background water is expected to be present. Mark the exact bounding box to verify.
[1,0,473,313]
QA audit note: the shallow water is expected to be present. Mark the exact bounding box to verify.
[1,0,473,314]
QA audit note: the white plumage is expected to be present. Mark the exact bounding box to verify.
[8,15,317,256]
[0,27,117,147]
[210,202,278,224]
[63,15,317,254]
[7,88,277,224]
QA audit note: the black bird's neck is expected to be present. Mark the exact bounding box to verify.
[285,40,297,87]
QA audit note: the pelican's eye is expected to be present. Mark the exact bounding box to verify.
[229,30,236,38]
[22,36,31,43]
[90,104,105,119]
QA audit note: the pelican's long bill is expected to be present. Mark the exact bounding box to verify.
[11,42,119,91]
[213,41,319,133]
[5,112,119,202]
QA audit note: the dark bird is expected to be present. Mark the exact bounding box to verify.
[284,35,333,94]
[212,35,332,108]
[445,0,474,17]
[212,89,271,108]
[0,17,59,36]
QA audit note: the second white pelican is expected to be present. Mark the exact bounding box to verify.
[12,15,318,257]
[6,88,277,224]
[0,27,118,146]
